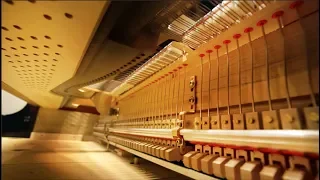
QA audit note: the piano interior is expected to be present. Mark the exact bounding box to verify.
[2,0,319,179]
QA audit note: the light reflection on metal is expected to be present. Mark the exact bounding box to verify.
[180,129,319,153]
[167,0,270,49]
[111,42,192,96]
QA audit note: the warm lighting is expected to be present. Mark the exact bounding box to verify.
[78,89,85,92]
[72,103,79,107]
[1,90,27,116]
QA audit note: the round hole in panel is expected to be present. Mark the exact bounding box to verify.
[55,52,60,55]
[23,54,28,56]
[2,26,9,31]
[5,55,10,57]
[13,25,22,30]
[20,46,26,49]
[34,60,39,62]
[64,13,73,19]
[44,35,51,39]
[57,44,63,48]
[30,36,37,40]
[44,53,49,56]
[8,61,13,63]
[17,37,24,41]
[43,14,52,20]
[5,37,13,41]
[11,47,17,50]
[2,48,6,51]
[17,60,22,63]
[32,46,39,49]
[26,60,30,62]
[43,60,48,62]
[14,54,19,57]
[33,53,39,56]
[52,59,58,61]
[27,0,36,3]
[44,45,49,48]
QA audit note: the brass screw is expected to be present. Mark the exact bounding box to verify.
[248,117,255,124]
[285,114,294,123]
[265,116,273,123]
[211,120,218,125]
[189,80,195,88]
[194,120,200,126]
[224,120,229,124]
[234,119,241,124]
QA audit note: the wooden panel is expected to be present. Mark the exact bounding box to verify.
[116,9,319,125]
[2,138,190,180]
[2,1,108,108]
[33,108,99,134]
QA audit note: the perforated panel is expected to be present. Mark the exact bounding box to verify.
[1,0,108,108]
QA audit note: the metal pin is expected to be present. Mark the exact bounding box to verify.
[233,34,242,114]
[138,91,142,127]
[183,35,202,44]
[206,50,213,118]
[214,45,221,116]
[144,85,149,127]
[159,76,164,123]
[224,39,231,115]
[221,1,243,20]
[209,14,228,30]
[153,80,158,125]
[151,82,156,127]
[183,40,200,49]
[148,84,153,128]
[209,3,233,26]
[162,75,169,127]
[166,73,172,127]
[176,67,182,121]
[243,1,256,12]
[181,64,188,113]
[158,77,163,126]
[216,3,238,23]
[244,27,256,112]
[183,39,200,48]
[257,19,273,111]
[202,21,221,34]
[210,12,230,28]
[238,1,252,15]
[199,54,205,120]
[170,70,177,127]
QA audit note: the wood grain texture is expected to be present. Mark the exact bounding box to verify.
[117,9,319,124]
[2,138,190,180]
[33,108,99,135]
